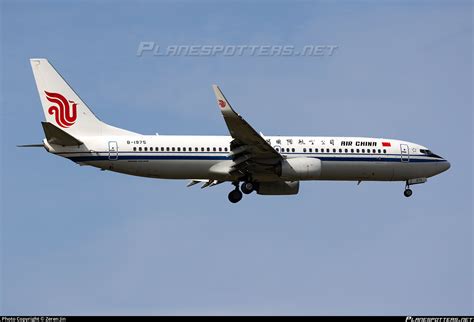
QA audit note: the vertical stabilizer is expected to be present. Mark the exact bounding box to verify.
[30,58,136,136]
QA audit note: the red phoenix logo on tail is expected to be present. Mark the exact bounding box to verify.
[218,99,226,108]
[45,91,78,128]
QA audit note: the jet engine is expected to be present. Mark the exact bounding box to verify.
[256,181,300,195]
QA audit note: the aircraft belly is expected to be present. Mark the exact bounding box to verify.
[134,159,220,179]
[320,161,395,181]
[391,162,440,180]
[83,157,442,182]
[85,160,137,175]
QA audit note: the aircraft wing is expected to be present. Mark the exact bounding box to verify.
[212,85,282,179]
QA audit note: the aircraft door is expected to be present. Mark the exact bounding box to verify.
[400,144,409,162]
[108,141,118,160]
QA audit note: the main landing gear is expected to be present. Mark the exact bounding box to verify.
[228,181,256,203]
[241,182,255,194]
[228,189,243,203]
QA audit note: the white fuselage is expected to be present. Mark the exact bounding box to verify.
[44,135,450,182]
[29,58,451,201]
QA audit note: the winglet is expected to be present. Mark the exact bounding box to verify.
[212,85,236,116]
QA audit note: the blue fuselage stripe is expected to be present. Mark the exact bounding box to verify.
[65,154,446,163]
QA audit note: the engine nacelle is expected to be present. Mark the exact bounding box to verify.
[278,157,322,180]
[256,181,299,195]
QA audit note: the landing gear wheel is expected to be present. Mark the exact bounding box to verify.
[228,189,243,203]
[241,182,254,194]
[404,189,413,198]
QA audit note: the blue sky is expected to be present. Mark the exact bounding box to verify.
[1,0,472,315]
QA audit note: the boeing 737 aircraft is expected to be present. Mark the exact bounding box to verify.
[23,59,450,203]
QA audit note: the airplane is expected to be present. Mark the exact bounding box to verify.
[22,58,450,203]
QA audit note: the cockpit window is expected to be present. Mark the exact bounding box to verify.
[420,149,432,155]
[420,149,442,159]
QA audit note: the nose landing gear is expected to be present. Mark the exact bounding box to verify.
[403,178,427,197]
[404,188,413,197]
[404,180,413,197]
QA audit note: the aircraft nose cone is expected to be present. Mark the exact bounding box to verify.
[439,160,451,173]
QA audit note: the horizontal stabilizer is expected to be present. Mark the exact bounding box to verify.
[42,122,83,146]
[17,144,44,148]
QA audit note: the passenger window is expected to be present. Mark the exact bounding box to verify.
[172,147,175,152]
[333,148,336,153]
[207,147,210,152]
[326,148,330,153]
[139,147,142,151]
[351,149,354,153]
[303,148,306,153]
[133,147,137,151]
[339,149,342,153]
[316,148,319,153]
[378,149,381,153]
[195,147,198,152]
[224,147,228,152]
[383,149,387,154]
[201,147,204,152]
[292,148,295,152]
[166,147,170,151]
[362,149,365,153]
[356,149,359,153]
[177,147,181,152]
[213,147,216,152]
[183,147,186,152]
[309,148,312,152]
[219,147,222,152]
[276,147,280,152]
